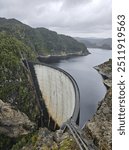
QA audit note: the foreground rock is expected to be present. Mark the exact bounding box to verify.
[12,128,79,150]
[83,59,112,150]
[0,100,35,137]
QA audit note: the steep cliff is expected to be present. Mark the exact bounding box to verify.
[95,59,112,88]
[83,59,112,150]
[0,99,36,150]
[0,33,39,122]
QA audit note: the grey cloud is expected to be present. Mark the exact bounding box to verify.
[61,0,92,9]
[0,0,112,38]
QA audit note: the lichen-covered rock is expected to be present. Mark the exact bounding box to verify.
[83,88,112,150]
[95,59,112,89]
[12,128,79,150]
[0,99,35,137]
[95,59,112,79]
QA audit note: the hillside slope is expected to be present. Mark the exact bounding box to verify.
[0,33,39,121]
[0,32,40,149]
[0,17,89,56]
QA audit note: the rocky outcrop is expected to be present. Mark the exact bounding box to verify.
[83,89,112,150]
[83,59,112,150]
[0,99,35,137]
[12,128,79,150]
[94,59,112,88]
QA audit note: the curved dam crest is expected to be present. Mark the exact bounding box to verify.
[26,61,80,130]
[34,64,76,126]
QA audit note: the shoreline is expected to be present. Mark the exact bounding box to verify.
[37,52,90,63]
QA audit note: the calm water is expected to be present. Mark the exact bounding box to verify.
[52,48,112,128]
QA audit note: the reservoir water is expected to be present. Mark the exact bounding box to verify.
[52,48,112,128]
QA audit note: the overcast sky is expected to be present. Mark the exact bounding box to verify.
[0,0,112,38]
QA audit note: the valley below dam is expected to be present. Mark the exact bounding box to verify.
[51,48,112,127]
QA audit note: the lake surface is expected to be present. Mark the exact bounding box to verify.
[52,48,112,128]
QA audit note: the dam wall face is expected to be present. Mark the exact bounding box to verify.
[34,64,79,127]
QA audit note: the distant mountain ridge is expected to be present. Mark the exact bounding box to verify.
[0,17,89,56]
[75,37,112,50]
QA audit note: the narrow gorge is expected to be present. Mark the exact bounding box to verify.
[0,18,112,150]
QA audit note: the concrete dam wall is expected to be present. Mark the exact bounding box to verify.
[34,64,79,127]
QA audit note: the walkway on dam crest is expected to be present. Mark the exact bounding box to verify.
[62,119,97,150]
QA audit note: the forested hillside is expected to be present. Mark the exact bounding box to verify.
[0,18,89,55]
[0,33,39,121]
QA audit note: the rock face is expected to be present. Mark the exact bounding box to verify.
[95,59,112,88]
[0,100,35,137]
[83,59,112,150]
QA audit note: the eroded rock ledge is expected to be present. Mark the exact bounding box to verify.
[0,99,35,137]
[94,59,112,88]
